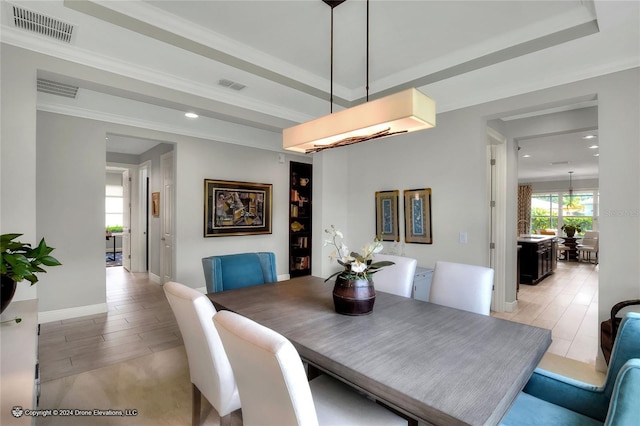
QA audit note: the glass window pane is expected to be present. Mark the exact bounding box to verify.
[106,185,123,197]
[105,214,123,227]
[105,197,123,213]
[531,192,559,233]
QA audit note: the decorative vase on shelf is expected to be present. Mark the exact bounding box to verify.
[332,275,376,316]
[1,275,17,315]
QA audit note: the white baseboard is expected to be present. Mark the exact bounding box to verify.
[148,272,161,284]
[39,303,108,324]
[504,300,519,313]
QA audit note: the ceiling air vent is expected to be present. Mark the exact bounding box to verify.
[37,79,79,99]
[218,79,246,91]
[11,4,74,43]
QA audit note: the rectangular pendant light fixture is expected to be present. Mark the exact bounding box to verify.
[283,88,436,153]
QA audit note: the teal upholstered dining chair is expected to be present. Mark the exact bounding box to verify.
[501,312,640,425]
[202,252,277,293]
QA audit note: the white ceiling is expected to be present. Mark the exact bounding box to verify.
[2,0,639,178]
[517,129,599,182]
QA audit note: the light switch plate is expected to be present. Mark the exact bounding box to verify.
[459,232,468,244]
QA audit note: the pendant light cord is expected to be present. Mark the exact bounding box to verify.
[328,0,367,111]
[366,0,369,102]
[330,6,334,113]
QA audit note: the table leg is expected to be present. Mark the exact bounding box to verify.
[106,236,116,261]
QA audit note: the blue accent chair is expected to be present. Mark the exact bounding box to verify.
[202,252,277,293]
[502,312,640,425]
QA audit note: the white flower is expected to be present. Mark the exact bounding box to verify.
[323,224,391,281]
[351,260,367,273]
[337,243,350,261]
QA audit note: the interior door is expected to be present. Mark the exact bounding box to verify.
[160,152,174,284]
[122,169,132,271]
[487,128,507,313]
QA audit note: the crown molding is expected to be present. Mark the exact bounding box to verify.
[36,100,284,153]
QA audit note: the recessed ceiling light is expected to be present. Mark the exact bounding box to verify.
[185,112,199,118]
[589,145,599,149]
[522,154,531,158]
[594,153,600,157]
[582,134,596,139]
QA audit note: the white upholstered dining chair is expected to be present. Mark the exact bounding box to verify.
[577,231,599,264]
[163,281,241,426]
[371,254,417,298]
[429,261,494,315]
[213,310,406,426]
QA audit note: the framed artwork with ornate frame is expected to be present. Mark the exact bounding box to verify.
[404,188,432,244]
[204,179,272,237]
[375,190,400,242]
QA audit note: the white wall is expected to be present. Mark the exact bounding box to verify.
[1,42,38,301]
[174,137,310,288]
[37,112,107,313]
[319,108,491,271]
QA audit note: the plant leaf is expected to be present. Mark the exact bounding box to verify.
[40,256,62,267]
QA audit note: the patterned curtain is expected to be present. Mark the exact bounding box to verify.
[517,185,532,235]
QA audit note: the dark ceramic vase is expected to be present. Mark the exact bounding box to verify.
[332,275,376,315]
[1,275,17,315]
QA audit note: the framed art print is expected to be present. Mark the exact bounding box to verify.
[404,188,432,244]
[375,190,399,241]
[151,192,160,217]
[204,179,272,237]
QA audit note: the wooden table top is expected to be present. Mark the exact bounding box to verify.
[207,276,551,425]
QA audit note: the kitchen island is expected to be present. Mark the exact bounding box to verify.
[518,235,557,285]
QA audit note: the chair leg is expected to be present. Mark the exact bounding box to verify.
[192,383,201,426]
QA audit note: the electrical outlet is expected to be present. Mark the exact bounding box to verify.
[459,232,468,244]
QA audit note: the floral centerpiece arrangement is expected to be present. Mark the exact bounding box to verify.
[323,225,394,282]
[323,225,394,315]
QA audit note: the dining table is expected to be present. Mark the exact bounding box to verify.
[207,275,551,426]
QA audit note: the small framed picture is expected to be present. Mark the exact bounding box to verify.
[404,188,432,244]
[375,190,399,242]
[152,192,160,217]
[204,179,272,237]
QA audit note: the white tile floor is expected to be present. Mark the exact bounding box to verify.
[492,260,599,366]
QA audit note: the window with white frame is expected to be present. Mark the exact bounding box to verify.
[531,190,598,234]
[105,182,123,230]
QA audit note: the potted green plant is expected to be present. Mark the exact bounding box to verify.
[1,233,61,314]
[561,224,582,238]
